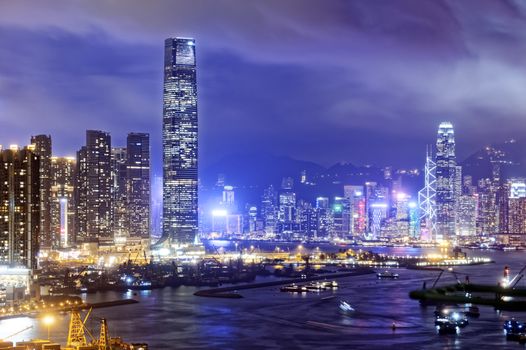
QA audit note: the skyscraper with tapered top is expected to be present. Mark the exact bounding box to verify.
[162,37,198,244]
[435,122,457,240]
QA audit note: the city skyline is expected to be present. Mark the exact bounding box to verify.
[2,1,526,172]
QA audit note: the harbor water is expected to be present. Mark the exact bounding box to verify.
[2,247,526,349]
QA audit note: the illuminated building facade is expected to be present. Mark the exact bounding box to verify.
[435,122,457,240]
[456,194,478,236]
[162,37,198,244]
[344,185,366,237]
[111,147,128,238]
[261,185,278,235]
[0,145,40,269]
[30,134,52,247]
[50,157,76,248]
[76,130,113,242]
[508,197,526,235]
[126,133,151,238]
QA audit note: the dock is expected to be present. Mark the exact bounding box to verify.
[194,267,375,298]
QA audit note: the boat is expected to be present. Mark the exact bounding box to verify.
[321,281,338,289]
[504,319,526,341]
[339,300,355,314]
[435,318,458,335]
[435,312,468,329]
[305,282,327,292]
[280,284,307,293]
[434,304,480,318]
[377,271,399,279]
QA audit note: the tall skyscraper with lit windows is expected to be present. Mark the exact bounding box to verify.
[435,122,457,240]
[76,130,112,242]
[50,156,76,248]
[31,134,52,247]
[162,37,198,244]
[127,132,150,238]
[0,145,40,269]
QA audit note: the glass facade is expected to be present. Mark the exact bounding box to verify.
[435,122,457,240]
[162,37,198,244]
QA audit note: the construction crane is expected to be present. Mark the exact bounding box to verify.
[98,319,110,350]
[67,308,95,348]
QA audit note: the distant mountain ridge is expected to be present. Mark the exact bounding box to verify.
[461,138,526,182]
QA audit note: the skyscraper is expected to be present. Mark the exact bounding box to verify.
[435,122,457,240]
[111,147,128,239]
[50,157,76,248]
[31,135,52,247]
[0,145,40,269]
[76,130,112,242]
[127,133,150,238]
[162,37,198,244]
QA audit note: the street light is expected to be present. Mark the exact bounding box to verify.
[42,314,55,340]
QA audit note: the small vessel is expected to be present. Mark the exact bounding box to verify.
[435,318,458,335]
[305,282,327,292]
[377,271,399,279]
[434,304,480,318]
[280,284,307,293]
[321,281,338,289]
[435,312,468,328]
[339,300,355,314]
[504,319,526,340]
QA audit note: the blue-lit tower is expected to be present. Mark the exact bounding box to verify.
[162,37,198,244]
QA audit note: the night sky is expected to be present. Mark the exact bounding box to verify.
[1,0,526,174]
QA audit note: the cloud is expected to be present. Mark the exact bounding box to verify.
[0,0,526,169]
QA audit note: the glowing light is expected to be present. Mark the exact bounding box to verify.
[42,314,55,326]
[212,209,228,217]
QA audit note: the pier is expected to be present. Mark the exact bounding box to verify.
[194,267,375,298]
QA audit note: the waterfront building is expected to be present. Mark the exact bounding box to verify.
[126,133,150,238]
[456,194,478,236]
[508,197,526,235]
[111,147,128,239]
[0,145,40,269]
[261,185,278,235]
[435,122,457,240]
[278,191,296,229]
[30,135,52,247]
[508,178,526,235]
[50,157,76,248]
[476,178,498,235]
[332,196,351,239]
[162,37,198,244]
[76,130,112,243]
[418,148,437,241]
[315,197,332,239]
[344,185,366,237]
[369,202,388,239]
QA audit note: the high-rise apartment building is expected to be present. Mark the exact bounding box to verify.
[50,157,76,248]
[31,135,52,247]
[76,130,112,242]
[0,145,40,269]
[111,147,128,239]
[162,37,198,244]
[126,133,150,238]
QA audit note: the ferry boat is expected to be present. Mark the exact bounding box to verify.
[435,318,458,334]
[377,271,399,279]
[434,304,480,318]
[305,282,327,292]
[435,313,468,328]
[321,280,338,289]
[280,284,307,293]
